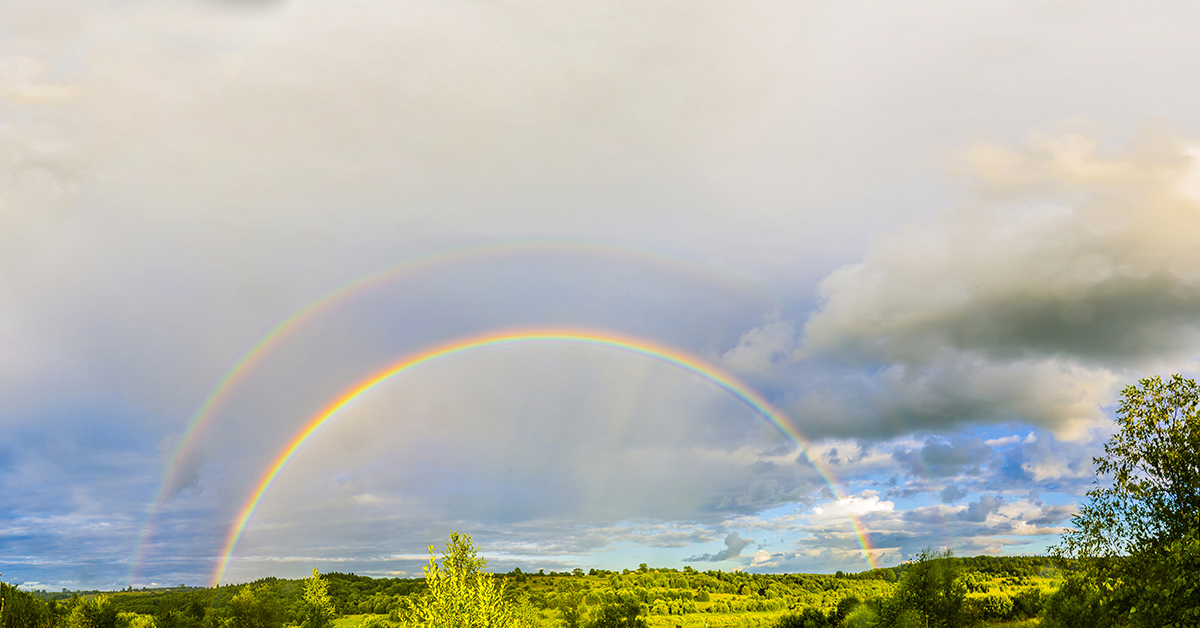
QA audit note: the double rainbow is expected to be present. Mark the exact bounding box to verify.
[210,328,878,586]
[133,238,779,584]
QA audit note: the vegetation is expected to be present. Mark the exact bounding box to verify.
[1048,374,1200,628]
[3,375,1196,627]
[405,531,529,628]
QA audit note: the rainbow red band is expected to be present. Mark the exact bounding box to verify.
[210,328,877,586]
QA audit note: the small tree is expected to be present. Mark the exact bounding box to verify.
[587,597,647,628]
[409,532,515,628]
[298,569,336,628]
[1053,375,1200,628]
[228,584,282,628]
[879,548,967,628]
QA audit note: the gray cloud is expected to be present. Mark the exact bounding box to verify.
[959,495,1005,522]
[684,531,753,563]
[893,436,995,478]
[1025,504,1075,527]
[939,485,969,503]
[795,127,1200,439]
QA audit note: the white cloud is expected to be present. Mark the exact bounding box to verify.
[750,549,774,567]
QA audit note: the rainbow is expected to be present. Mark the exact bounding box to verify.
[210,328,877,586]
[133,238,777,583]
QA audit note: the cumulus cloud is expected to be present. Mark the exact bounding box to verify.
[684,531,753,562]
[797,126,1200,439]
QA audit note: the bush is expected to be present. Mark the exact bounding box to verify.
[773,608,834,628]
[357,617,388,628]
[843,605,878,628]
[587,598,647,628]
[972,593,1013,621]
[1011,588,1043,619]
[1040,575,1104,628]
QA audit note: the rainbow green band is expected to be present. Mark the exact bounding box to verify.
[210,328,877,586]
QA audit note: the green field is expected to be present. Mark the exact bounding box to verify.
[5,556,1058,628]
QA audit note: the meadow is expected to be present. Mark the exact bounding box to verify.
[5,555,1061,628]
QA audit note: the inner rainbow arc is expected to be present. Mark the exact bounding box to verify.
[211,328,877,586]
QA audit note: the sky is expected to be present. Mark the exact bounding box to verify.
[4,0,1200,591]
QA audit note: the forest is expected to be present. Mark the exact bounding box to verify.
[2,375,1196,628]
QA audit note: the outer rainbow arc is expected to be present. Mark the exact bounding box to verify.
[210,328,877,587]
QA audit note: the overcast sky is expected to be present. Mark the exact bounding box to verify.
[4,0,1200,591]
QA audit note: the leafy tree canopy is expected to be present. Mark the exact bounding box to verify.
[1053,374,1200,628]
[298,569,336,628]
[408,531,532,628]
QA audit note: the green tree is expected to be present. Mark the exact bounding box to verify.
[587,598,646,628]
[64,596,117,628]
[879,548,968,628]
[556,592,584,628]
[408,531,520,628]
[298,569,336,628]
[227,585,282,628]
[1,582,52,628]
[1054,374,1200,628]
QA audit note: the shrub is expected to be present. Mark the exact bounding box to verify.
[1011,587,1043,619]
[1040,574,1104,628]
[973,593,1014,621]
[773,608,834,628]
[843,605,878,628]
[357,617,388,628]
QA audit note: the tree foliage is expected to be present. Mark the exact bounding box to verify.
[586,597,646,628]
[298,569,336,628]
[878,548,968,628]
[408,531,524,628]
[2,583,54,628]
[227,584,282,628]
[1060,374,1200,559]
[1053,374,1200,628]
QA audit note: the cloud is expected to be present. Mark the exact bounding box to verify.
[719,315,797,377]
[750,549,774,567]
[684,531,753,562]
[796,126,1200,439]
[892,436,995,478]
[959,495,1005,522]
[998,433,1096,484]
[939,485,969,503]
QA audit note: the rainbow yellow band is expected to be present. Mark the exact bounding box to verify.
[211,328,876,586]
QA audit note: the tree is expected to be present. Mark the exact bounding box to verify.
[555,592,584,628]
[298,569,336,628]
[878,548,968,628]
[1,582,52,628]
[408,531,519,628]
[1053,374,1200,628]
[227,584,283,628]
[587,597,647,628]
[63,596,117,628]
